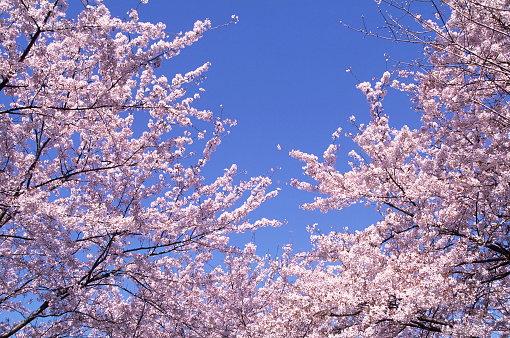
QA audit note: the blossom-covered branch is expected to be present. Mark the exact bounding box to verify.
[0,1,278,336]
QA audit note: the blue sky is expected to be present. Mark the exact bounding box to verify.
[103,0,424,255]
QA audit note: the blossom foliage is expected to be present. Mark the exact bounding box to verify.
[0,0,278,336]
[283,0,510,336]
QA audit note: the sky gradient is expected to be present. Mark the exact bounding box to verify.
[103,0,425,255]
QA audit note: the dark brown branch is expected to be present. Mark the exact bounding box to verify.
[384,201,415,217]
[0,1,59,92]
[0,301,49,338]
[416,315,454,328]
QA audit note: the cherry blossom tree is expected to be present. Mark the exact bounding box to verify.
[0,0,279,336]
[282,0,510,336]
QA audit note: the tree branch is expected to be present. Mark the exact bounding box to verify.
[0,301,49,338]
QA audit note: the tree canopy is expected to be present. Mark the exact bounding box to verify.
[1,0,510,337]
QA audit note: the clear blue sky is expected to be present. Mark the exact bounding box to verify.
[104,0,424,255]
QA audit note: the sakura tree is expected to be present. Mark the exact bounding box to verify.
[283,0,510,336]
[0,0,279,336]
